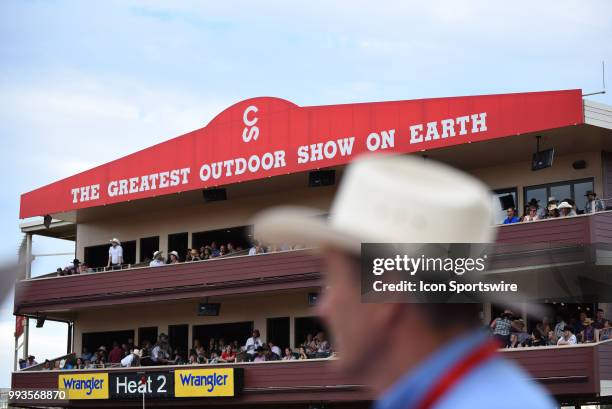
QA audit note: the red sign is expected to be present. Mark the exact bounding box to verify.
[19,89,583,219]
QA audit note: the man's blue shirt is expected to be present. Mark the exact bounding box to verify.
[503,216,520,224]
[374,331,555,409]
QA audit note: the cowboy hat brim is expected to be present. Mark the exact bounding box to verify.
[253,206,362,254]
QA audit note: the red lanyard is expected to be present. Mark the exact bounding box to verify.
[414,339,500,409]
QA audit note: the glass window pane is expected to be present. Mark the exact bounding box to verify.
[525,187,547,216]
[573,181,594,212]
[492,190,517,224]
[550,184,571,203]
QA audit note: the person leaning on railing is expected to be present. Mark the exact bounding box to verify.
[585,190,606,213]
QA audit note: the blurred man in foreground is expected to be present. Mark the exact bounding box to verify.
[254,155,554,409]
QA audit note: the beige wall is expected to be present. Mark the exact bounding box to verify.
[467,150,603,210]
[76,186,336,262]
[72,290,317,354]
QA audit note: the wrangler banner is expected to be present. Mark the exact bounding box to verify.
[20,89,583,218]
[174,367,243,398]
[58,373,109,400]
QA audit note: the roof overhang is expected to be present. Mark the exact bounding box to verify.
[19,218,76,241]
[19,89,586,219]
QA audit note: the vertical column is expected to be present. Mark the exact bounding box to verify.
[23,233,33,362]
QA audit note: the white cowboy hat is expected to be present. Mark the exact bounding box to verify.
[153,250,163,258]
[548,203,558,211]
[110,238,121,245]
[557,201,573,210]
[132,348,143,357]
[169,251,179,257]
[252,154,494,253]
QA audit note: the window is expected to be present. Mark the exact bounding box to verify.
[167,232,188,261]
[192,225,251,252]
[140,236,159,263]
[84,240,136,268]
[491,188,517,224]
[524,178,594,214]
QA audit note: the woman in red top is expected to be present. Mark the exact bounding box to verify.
[219,345,236,363]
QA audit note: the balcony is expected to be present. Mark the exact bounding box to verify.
[14,211,612,316]
[14,250,321,315]
[11,340,612,407]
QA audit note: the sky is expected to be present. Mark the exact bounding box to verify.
[0,0,611,387]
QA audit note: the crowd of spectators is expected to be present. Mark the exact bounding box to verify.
[503,191,607,224]
[490,308,610,348]
[24,330,333,371]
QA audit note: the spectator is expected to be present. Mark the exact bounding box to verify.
[219,345,236,363]
[168,251,180,264]
[26,355,38,368]
[81,347,92,362]
[18,358,26,369]
[150,251,165,267]
[70,259,81,274]
[530,329,546,347]
[265,347,281,361]
[185,248,193,261]
[503,208,520,224]
[522,205,540,222]
[513,319,530,345]
[189,249,201,261]
[593,308,606,329]
[490,310,513,347]
[151,334,173,365]
[585,190,605,214]
[210,242,220,257]
[580,318,596,343]
[253,346,266,362]
[208,351,220,364]
[75,358,85,369]
[227,243,236,254]
[201,247,212,260]
[188,353,198,365]
[507,333,520,348]
[121,348,142,367]
[597,320,611,341]
[316,332,331,356]
[107,238,123,269]
[268,341,282,359]
[557,326,577,345]
[558,201,576,217]
[283,347,296,360]
[244,329,264,361]
[42,360,51,370]
[536,317,552,338]
[298,347,308,360]
[219,245,228,256]
[554,316,567,340]
[79,263,90,273]
[547,203,560,218]
[108,341,123,363]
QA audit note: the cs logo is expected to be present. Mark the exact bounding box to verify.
[242,105,259,143]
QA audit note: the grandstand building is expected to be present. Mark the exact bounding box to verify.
[11,89,612,408]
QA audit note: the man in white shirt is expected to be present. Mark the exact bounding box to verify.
[120,349,142,367]
[268,341,282,358]
[557,327,577,345]
[107,238,123,269]
[244,329,263,361]
[149,251,165,267]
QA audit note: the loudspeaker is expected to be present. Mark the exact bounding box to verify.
[309,170,335,187]
[36,315,46,328]
[308,292,319,306]
[572,160,586,170]
[202,188,227,202]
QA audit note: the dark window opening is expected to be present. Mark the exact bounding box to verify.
[267,317,290,350]
[167,232,188,261]
[138,326,158,347]
[168,324,189,357]
[82,330,134,355]
[84,240,136,268]
[192,321,254,350]
[140,236,159,263]
[192,225,251,252]
[294,316,327,348]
